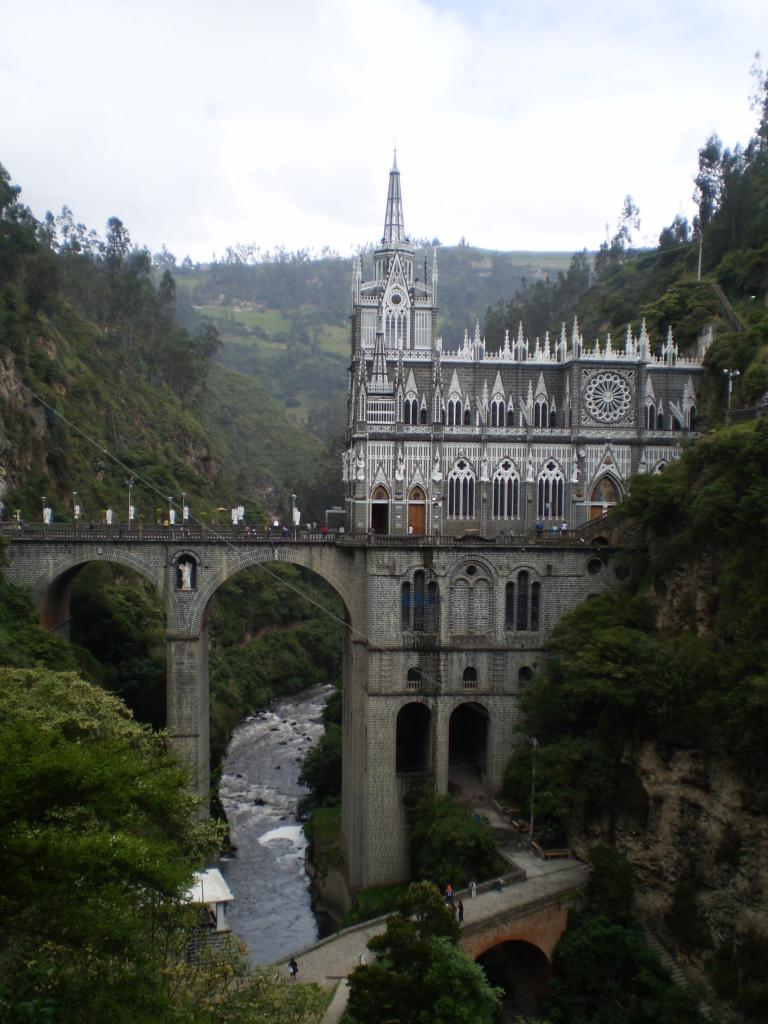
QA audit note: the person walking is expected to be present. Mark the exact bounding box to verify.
[288,957,298,980]
[469,879,477,899]
[457,899,464,923]
[444,883,454,905]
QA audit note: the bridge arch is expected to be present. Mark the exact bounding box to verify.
[33,549,161,633]
[476,939,552,1018]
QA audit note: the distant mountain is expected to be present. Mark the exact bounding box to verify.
[174,245,574,441]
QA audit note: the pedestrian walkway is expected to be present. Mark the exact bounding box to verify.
[276,856,588,1007]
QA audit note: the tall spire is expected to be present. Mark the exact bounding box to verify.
[382,150,405,245]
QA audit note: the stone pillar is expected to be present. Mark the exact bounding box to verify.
[342,632,369,889]
[433,700,450,796]
[166,624,210,803]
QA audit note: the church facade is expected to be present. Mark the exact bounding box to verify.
[344,157,704,537]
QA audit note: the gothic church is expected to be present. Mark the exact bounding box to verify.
[344,157,703,537]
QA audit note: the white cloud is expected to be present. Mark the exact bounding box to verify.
[1,0,764,258]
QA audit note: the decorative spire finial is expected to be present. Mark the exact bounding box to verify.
[382,155,405,245]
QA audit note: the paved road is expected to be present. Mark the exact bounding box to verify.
[276,856,588,1021]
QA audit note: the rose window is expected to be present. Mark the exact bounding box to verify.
[584,372,632,422]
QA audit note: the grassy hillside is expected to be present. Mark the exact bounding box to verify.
[174,246,573,439]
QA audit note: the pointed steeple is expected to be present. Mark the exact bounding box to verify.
[369,322,391,393]
[382,150,406,245]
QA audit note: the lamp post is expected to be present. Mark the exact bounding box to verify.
[181,491,187,524]
[126,475,134,525]
[168,496,174,527]
[41,496,46,526]
[291,493,297,538]
[72,491,79,528]
[723,368,739,420]
[529,736,539,843]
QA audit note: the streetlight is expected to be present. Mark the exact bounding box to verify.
[723,368,739,418]
[41,496,47,525]
[126,476,134,525]
[72,491,80,526]
[168,496,175,526]
[291,493,297,537]
[181,491,187,524]
[529,736,539,842]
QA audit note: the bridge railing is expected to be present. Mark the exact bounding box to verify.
[1,523,622,548]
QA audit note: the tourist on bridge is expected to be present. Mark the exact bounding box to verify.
[288,957,298,980]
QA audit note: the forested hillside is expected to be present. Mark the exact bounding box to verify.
[499,78,768,1021]
[174,245,572,439]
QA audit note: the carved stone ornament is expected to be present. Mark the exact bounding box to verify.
[581,368,634,425]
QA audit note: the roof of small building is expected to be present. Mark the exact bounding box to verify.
[186,868,234,906]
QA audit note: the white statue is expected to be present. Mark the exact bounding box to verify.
[179,562,193,590]
[526,454,535,483]
[571,458,579,484]
[341,451,348,482]
[395,447,405,482]
[480,453,489,482]
[356,450,365,481]
[169,509,176,525]
[431,453,443,482]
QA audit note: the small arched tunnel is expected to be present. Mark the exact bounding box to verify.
[476,940,552,1018]
[396,701,432,774]
[448,701,488,790]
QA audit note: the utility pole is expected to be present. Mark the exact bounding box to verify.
[529,736,539,842]
[723,368,739,422]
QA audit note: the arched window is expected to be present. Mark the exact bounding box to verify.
[413,570,425,631]
[402,573,438,632]
[406,667,422,691]
[448,460,475,518]
[419,405,427,424]
[671,413,682,431]
[518,666,533,689]
[688,405,697,430]
[516,570,529,631]
[491,399,504,426]
[463,406,471,426]
[534,400,548,428]
[505,581,515,630]
[531,581,541,631]
[506,406,515,427]
[401,581,411,631]
[493,460,520,519]
[646,403,655,429]
[549,408,557,428]
[463,667,478,690]
[537,461,564,519]
[371,484,390,535]
[426,581,439,633]
[657,409,664,430]
[404,397,418,424]
[447,399,461,426]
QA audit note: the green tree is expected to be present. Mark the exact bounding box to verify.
[409,790,505,887]
[346,882,500,1024]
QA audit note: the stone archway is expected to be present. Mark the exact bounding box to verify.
[396,701,432,774]
[407,485,427,535]
[371,485,390,535]
[476,939,552,1017]
[589,474,622,519]
[449,701,488,793]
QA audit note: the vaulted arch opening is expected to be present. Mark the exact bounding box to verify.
[449,701,488,792]
[407,485,427,535]
[370,485,390,534]
[396,702,432,774]
[477,940,552,1018]
[589,474,621,519]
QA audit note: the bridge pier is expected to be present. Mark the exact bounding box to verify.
[166,626,210,801]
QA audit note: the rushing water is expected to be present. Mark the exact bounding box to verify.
[218,685,332,963]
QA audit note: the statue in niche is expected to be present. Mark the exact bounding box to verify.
[178,559,195,591]
[394,447,405,481]
[526,453,535,483]
[341,451,348,482]
[431,454,443,482]
[356,450,365,481]
[480,453,489,482]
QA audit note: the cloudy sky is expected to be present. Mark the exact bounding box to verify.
[2,0,765,260]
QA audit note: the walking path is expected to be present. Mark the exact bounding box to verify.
[276,855,588,1022]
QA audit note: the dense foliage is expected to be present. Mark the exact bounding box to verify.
[543,846,704,1024]
[345,882,501,1024]
[409,790,505,888]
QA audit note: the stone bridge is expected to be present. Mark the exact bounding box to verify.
[2,523,620,890]
[277,858,588,1022]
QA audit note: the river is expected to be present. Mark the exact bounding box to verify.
[218,684,332,963]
